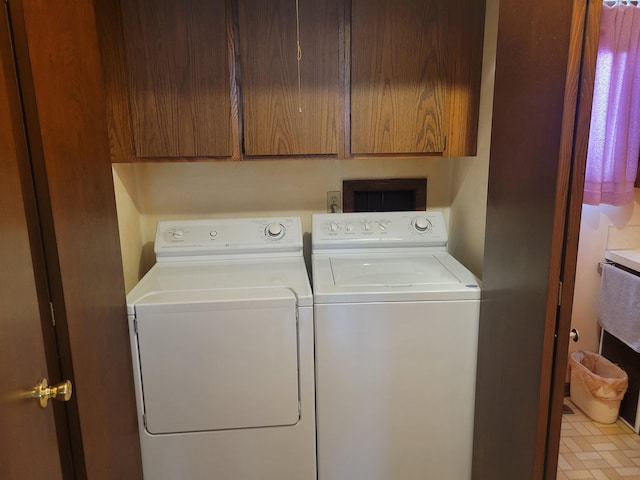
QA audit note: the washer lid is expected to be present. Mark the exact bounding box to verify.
[331,255,460,286]
[312,252,480,303]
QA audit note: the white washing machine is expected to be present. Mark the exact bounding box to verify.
[126,217,315,480]
[312,211,481,480]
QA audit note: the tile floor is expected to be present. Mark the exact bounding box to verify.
[557,399,640,479]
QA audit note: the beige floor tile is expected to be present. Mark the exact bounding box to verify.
[600,425,633,436]
[590,470,611,480]
[564,452,588,470]
[565,437,587,453]
[559,453,574,471]
[583,458,617,470]
[566,471,595,479]
[594,443,622,452]
[610,436,635,449]
[573,437,598,452]
[622,436,640,449]
[598,468,627,479]
[560,399,640,479]
[576,422,605,436]
[614,466,640,477]
[601,451,625,468]
[579,453,607,461]
[610,450,638,467]
[588,435,617,444]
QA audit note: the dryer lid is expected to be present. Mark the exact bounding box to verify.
[126,256,313,315]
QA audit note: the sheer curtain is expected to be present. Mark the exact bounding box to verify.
[584,2,640,206]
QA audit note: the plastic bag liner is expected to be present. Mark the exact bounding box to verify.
[569,350,628,401]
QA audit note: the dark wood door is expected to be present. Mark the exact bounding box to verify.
[8,0,144,477]
[0,4,63,477]
[472,0,600,478]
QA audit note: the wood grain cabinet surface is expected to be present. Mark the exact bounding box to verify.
[120,0,233,158]
[104,0,484,161]
[238,0,340,156]
[351,0,446,155]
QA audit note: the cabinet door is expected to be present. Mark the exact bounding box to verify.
[351,0,446,155]
[120,0,232,158]
[238,0,340,156]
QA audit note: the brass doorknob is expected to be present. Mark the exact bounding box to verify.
[31,378,72,408]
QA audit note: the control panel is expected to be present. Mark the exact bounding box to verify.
[154,217,303,260]
[312,211,448,250]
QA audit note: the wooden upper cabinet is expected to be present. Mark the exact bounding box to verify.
[350,0,484,157]
[120,0,232,158]
[105,0,483,161]
[238,0,340,156]
[351,0,446,155]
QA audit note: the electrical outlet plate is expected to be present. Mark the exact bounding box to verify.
[327,191,342,213]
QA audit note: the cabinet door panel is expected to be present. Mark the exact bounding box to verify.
[238,0,340,156]
[121,0,231,158]
[351,0,446,155]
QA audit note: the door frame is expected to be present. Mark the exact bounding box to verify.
[545,0,603,476]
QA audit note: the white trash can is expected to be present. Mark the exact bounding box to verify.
[569,350,628,424]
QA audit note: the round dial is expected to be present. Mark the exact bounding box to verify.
[265,223,285,239]
[172,229,184,240]
[328,222,339,232]
[413,217,432,233]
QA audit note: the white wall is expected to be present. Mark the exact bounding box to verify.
[113,157,455,292]
[112,164,144,292]
[449,0,499,278]
[569,189,640,359]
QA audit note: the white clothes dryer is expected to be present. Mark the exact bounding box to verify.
[126,217,315,480]
[312,211,480,480]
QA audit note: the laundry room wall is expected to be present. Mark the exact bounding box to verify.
[113,158,453,292]
[449,0,499,278]
[112,0,499,294]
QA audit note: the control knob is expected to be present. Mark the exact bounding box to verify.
[265,223,285,239]
[413,217,432,232]
[328,222,339,232]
